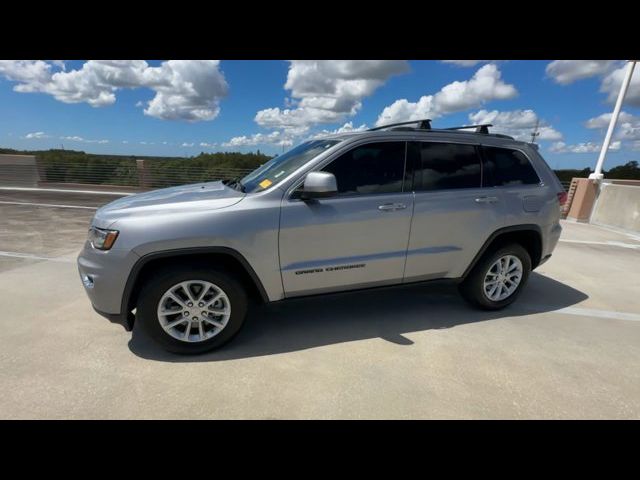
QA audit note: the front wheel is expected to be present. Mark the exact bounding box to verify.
[459,243,532,310]
[136,268,248,354]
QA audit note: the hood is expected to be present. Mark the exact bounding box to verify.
[93,181,244,227]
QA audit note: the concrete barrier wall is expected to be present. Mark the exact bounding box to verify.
[591,182,640,233]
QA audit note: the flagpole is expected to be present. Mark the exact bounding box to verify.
[589,60,636,181]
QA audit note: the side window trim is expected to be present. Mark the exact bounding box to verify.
[288,140,411,200]
[478,144,494,188]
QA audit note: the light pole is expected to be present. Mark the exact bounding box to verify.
[589,60,637,181]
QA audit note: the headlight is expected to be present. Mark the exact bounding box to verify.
[88,227,119,250]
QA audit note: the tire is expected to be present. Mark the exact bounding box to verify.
[136,267,248,354]
[459,243,532,310]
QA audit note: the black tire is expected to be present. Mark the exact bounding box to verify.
[136,267,248,354]
[459,243,532,310]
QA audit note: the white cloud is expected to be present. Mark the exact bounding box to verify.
[0,60,53,86]
[310,121,368,138]
[600,63,640,107]
[468,109,563,141]
[142,60,228,121]
[222,130,293,148]
[199,142,217,148]
[549,140,621,154]
[585,111,640,145]
[181,142,195,147]
[50,60,66,70]
[255,60,409,131]
[376,64,517,126]
[60,135,109,144]
[441,60,491,67]
[23,131,49,139]
[545,60,619,85]
[584,111,637,129]
[0,60,228,121]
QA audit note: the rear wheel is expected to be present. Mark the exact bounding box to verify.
[137,268,248,354]
[459,243,532,310]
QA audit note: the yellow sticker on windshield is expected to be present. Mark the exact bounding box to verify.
[259,179,273,189]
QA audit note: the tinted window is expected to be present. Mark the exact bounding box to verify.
[321,142,406,195]
[482,146,540,186]
[410,142,481,191]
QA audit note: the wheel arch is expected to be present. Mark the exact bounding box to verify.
[122,247,269,327]
[461,224,543,280]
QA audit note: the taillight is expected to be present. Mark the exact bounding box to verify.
[557,191,568,206]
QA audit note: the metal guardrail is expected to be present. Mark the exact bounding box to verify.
[0,158,256,190]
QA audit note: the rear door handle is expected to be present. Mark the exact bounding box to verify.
[474,196,499,204]
[378,203,407,211]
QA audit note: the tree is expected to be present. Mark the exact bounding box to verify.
[606,161,640,180]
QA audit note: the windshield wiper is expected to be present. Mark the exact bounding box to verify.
[223,177,246,192]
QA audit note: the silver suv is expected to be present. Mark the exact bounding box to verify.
[78,119,565,354]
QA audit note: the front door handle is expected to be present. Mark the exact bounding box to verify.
[474,196,499,204]
[378,203,407,211]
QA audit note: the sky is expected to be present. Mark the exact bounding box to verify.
[1,60,639,170]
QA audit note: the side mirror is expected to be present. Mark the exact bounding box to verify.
[300,171,338,200]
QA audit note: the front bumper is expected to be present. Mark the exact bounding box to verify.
[92,305,134,331]
[77,241,140,325]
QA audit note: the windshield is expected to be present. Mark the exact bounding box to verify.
[240,139,341,193]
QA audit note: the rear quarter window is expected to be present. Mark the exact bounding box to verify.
[482,146,540,187]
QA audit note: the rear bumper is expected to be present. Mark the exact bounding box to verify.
[537,253,552,267]
[543,221,562,259]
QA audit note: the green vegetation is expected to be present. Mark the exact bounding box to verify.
[148,151,271,188]
[555,161,640,184]
[553,167,593,184]
[0,148,272,187]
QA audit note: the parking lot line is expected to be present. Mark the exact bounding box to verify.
[0,200,98,210]
[0,186,133,196]
[0,251,77,263]
[559,239,640,249]
[536,305,640,322]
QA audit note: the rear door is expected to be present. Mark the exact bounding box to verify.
[279,141,414,297]
[403,141,505,281]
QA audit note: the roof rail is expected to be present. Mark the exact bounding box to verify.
[443,124,493,134]
[366,120,515,139]
[369,119,431,131]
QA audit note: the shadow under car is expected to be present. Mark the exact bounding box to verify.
[128,272,588,362]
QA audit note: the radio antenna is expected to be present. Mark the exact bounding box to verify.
[530,119,540,144]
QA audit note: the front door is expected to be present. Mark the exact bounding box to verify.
[279,141,414,297]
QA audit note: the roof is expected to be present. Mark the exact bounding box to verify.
[321,128,529,146]
[318,118,529,145]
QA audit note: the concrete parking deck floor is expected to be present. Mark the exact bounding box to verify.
[1,188,639,419]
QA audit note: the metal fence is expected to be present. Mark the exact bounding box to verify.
[0,154,578,192]
[0,156,256,190]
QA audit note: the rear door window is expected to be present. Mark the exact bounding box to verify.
[481,146,540,186]
[409,141,482,191]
